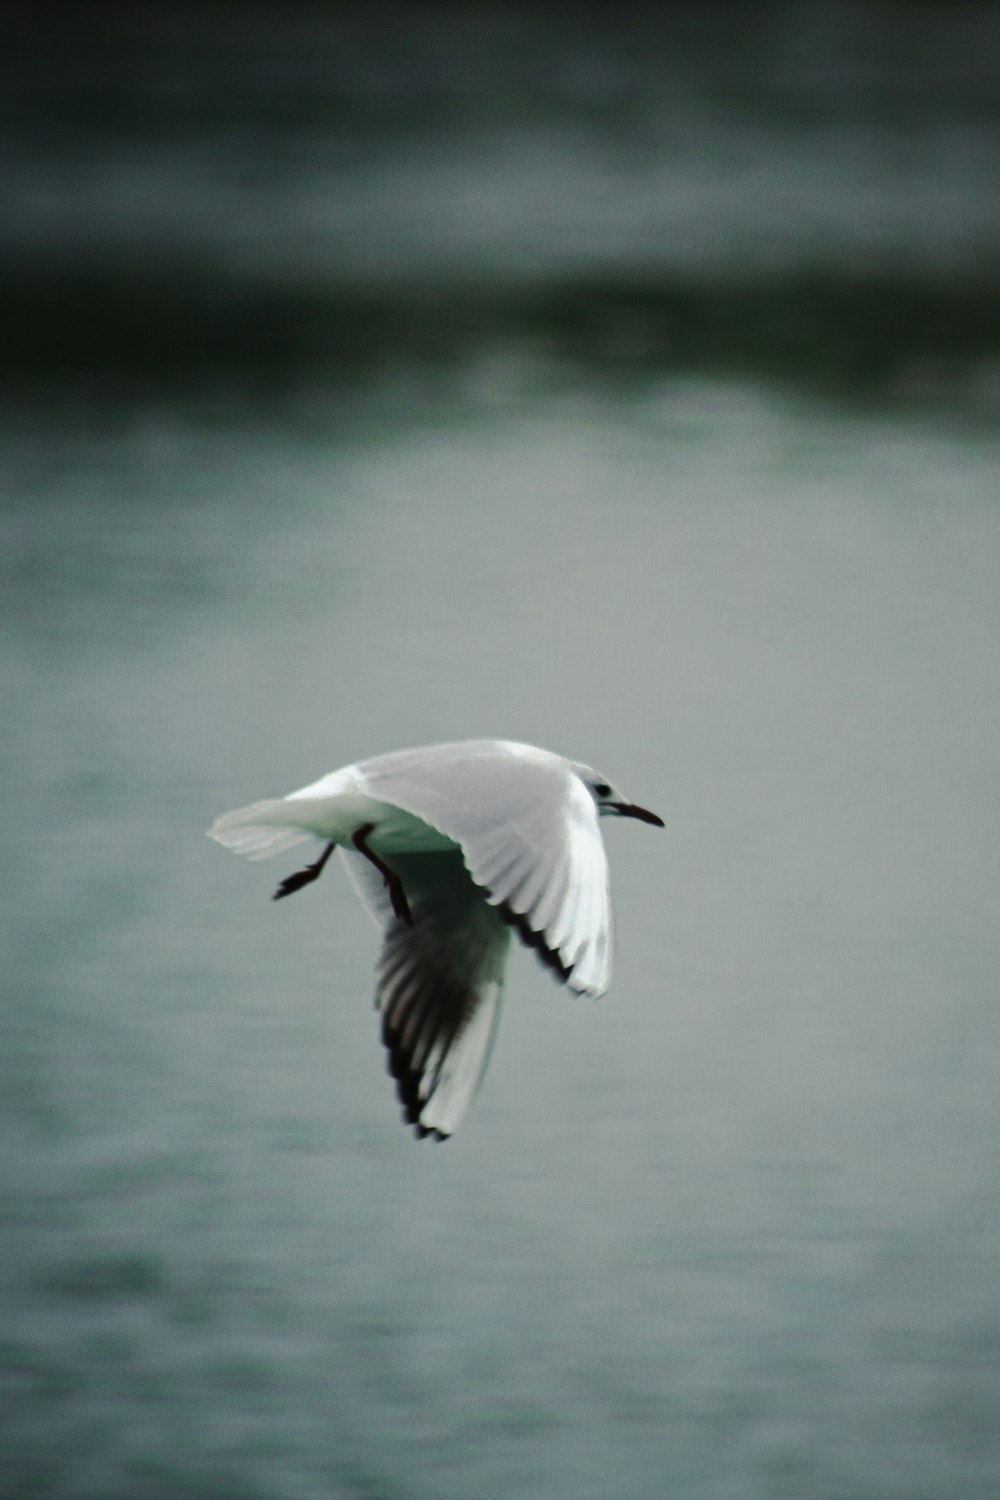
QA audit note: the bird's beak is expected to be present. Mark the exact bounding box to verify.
[611,802,665,827]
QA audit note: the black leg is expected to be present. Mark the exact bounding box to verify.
[352,823,413,925]
[273,840,336,901]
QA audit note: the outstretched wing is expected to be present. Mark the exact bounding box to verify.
[358,744,613,998]
[339,847,511,1139]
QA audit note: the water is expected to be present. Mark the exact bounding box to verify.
[3,7,1000,1498]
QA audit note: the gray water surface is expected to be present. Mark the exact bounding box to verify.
[3,5,1000,1497]
[4,388,999,1499]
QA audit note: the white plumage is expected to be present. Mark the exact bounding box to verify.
[208,738,663,1139]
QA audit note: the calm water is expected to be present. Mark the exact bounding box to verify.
[3,8,1000,1498]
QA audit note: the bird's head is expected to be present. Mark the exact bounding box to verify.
[576,767,664,827]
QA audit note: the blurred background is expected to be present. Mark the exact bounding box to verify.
[3,4,1000,1497]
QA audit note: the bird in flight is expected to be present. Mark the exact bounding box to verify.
[208,739,663,1139]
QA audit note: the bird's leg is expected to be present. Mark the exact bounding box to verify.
[273,840,336,901]
[352,823,414,926]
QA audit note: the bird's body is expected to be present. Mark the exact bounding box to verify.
[208,739,662,1139]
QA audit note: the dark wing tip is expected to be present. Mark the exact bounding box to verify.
[381,1012,451,1142]
[494,899,573,986]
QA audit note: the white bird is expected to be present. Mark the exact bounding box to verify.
[208,739,663,1140]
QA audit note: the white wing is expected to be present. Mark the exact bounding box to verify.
[340,848,511,1139]
[358,742,613,998]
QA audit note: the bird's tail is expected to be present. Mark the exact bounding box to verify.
[207,799,316,861]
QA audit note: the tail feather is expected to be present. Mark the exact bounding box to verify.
[207,798,315,862]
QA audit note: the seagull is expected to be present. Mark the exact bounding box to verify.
[207,739,663,1140]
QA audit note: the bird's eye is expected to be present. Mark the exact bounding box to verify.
[592,782,612,798]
